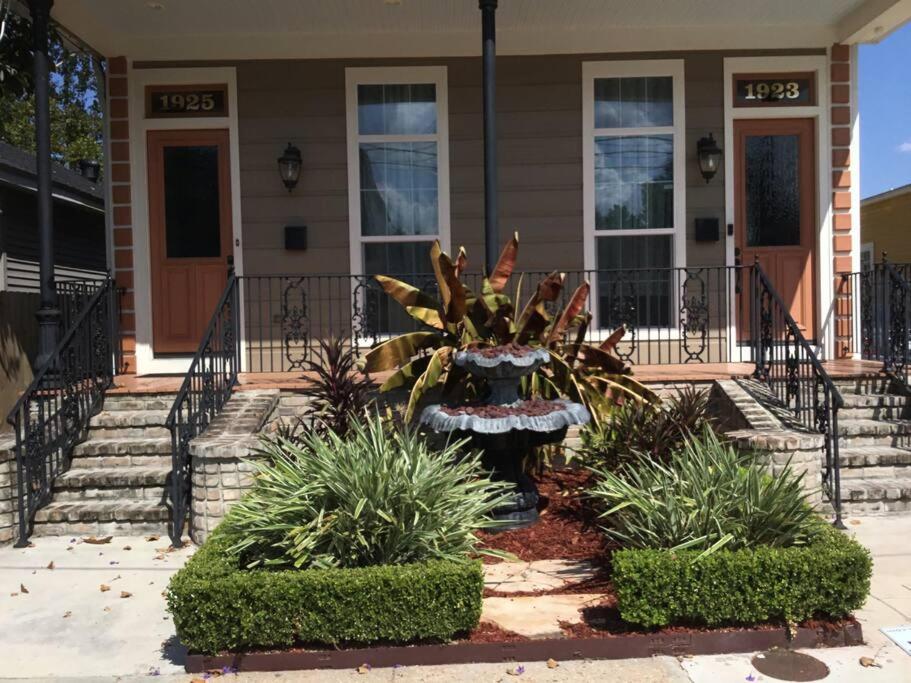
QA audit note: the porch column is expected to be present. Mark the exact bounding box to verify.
[480,0,498,275]
[29,0,59,369]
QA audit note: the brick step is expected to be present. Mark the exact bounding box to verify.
[836,419,911,448]
[70,436,172,469]
[830,477,911,515]
[840,445,911,471]
[831,377,895,395]
[52,466,169,501]
[101,394,177,412]
[837,394,908,420]
[31,500,170,537]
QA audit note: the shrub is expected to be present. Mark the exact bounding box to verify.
[222,414,511,569]
[580,386,712,470]
[612,525,872,627]
[300,335,374,437]
[167,530,483,653]
[589,427,821,554]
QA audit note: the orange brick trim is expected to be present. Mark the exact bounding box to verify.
[833,170,851,188]
[832,127,851,146]
[832,149,850,168]
[107,56,135,373]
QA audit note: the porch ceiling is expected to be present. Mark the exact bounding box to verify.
[50,0,911,61]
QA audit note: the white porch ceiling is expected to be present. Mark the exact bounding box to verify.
[51,0,911,60]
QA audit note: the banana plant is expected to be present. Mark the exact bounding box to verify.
[360,233,658,422]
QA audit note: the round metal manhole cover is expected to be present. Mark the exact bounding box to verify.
[751,649,830,681]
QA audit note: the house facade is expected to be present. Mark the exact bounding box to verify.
[46,0,911,375]
[860,182,911,268]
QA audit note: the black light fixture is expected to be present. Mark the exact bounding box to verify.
[277,143,302,192]
[696,133,723,183]
[78,159,101,183]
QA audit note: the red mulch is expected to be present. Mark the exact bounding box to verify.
[477,468,612,564]
[459,622,529,643]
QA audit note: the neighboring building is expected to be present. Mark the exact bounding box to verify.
[861,183,911,269]
[0,141,106,423]
[44,0,910,374]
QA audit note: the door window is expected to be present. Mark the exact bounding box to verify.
[744,134,800,247]
[163,145,222,258]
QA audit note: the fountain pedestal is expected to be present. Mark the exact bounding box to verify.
[420,346,590,530]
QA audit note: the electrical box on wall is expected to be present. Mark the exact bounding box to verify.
[284,225,308,250]
[694,217,720,242]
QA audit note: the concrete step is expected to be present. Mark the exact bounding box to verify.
[31,500,170,537]
[101,393,177,412]
[836,418,911,448]
[87,410,171,438]
[837,394,908,420]
[53,466,169,501]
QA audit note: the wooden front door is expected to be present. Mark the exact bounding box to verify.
[147,129,233,354]
[735,118,816,338]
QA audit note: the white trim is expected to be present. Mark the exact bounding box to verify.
[582,59,686,329]
[127,65,243,375]
[722,55,831,359]
[861,242,875,270]
[849,45,862,277]
[345,65,451,277]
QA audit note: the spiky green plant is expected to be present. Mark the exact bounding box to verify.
[588,427,822,557]
[221,414,512,569]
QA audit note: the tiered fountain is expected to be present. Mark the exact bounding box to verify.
[420,344,590,529]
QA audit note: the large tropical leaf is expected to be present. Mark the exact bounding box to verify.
[437,250,467,323]
[429,241,451,312]
[374,275,439,311]
[547,281,590,345]
[405,305,444,329]
[405,347,451,422]
[600,325,626,353]
[379,355,433,392]
[361,331,441,373]
[488,232,519,293]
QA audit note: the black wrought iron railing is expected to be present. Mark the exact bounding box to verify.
[239,265,752,372]
[751,262,844,525]
[6,276,120,546]
[839,261,911,392]
[165,271,241,546]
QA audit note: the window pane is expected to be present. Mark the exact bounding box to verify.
[359,142,439,237]
[163,145,220,258]
[358,83,437,135]
[595,76,673,128]
[745,134,800,247]
[595,135,673,230]
[363,241,435,335]
[597,235,673,328]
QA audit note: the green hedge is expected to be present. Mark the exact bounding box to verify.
[613,526,872,628]
[166,530,484,654]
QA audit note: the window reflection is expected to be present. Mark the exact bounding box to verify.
[745,134,800,247]
[359,142,438,237]
[595,135,673,230]
[358,84,437,135]
[595,76,673,128]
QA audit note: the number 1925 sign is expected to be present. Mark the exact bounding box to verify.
[733,73,815,107]
[145,84,228,118]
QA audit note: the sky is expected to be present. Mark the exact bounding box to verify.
[859,21,911,198]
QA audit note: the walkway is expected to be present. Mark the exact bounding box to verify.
[1,516,908,681]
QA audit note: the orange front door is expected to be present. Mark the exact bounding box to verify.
[735,118,817,338]
[147,129,233,353]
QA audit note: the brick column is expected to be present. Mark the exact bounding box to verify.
[831,44,855,358]
[107,57,136,373]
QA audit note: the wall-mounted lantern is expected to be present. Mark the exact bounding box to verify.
[277,143,302,192]
[696,133,723,184]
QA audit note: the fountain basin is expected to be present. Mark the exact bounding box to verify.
[420,400,590,435]
[452,346,550,381]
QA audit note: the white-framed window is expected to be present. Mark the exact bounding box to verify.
[345,66,450,281]
[861,242,874,272]
[582,60,686,329]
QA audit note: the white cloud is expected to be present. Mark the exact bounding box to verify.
[898,141,911,153]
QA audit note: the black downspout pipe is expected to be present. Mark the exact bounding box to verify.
[480,0,498,276]
[30,0,59,369]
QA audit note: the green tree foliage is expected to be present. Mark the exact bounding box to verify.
[0,11,103,167]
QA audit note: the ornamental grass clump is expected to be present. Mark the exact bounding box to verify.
[589,426,822,556]
[221,414,512,569]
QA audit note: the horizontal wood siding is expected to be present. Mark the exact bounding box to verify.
[235,51,814,276]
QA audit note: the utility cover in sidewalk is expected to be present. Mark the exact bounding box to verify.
[750,649,829,681]
[882,625,911,656]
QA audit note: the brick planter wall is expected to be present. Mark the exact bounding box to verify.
[0,439,19,546]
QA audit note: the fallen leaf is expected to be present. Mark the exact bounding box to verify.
[100,584,111,592]
[120,591,132,599]
[123,545,132,551]
[10,592,18,597]
[146,535,160,542]
[103,606,111,612]
[47,561,55,570]
[506,665,525,676]
[859,656,882,668]
[849,519,862,526]
[20,583,29,594]
[357,663,371,674]
[62,611,71,618]
[66,547,74,552]
[546,658,559,669]
[83,536,112,545]
[153,554,165,560]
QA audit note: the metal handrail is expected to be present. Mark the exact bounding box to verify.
[751,261,845,527]
[5,276,119,546]
[165,270,240,547]
[881,260,911,392]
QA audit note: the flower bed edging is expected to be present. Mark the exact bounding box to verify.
[166,532,483,655]
[184,621,863,672]
[612,526,872,628]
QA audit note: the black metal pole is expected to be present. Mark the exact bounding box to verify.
[30,0,59,369]
[480,0,498,275]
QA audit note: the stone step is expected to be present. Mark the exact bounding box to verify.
[833,477,911,515]
[836,418,911,448]
[31,500,170,537]
[840,445,911,471]
[831,376,895,395]
[101,393,177,412]
[53,466,169,501]
[837,394,908,420]
[70,437,172,469]
[87,409,171,438]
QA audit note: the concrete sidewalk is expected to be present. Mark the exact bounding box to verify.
[1,515,910,681]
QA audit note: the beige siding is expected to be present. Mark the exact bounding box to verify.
[235,50,819,276]
[861,190,911,264]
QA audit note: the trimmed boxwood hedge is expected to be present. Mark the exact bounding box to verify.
[166,530,484,654]
[612,526,872,628]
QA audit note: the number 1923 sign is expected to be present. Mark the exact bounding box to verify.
[733,73,815,107]
[145,84,228,118]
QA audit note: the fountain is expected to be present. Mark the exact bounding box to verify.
[420,344,591,530]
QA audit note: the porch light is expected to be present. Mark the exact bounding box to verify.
[277,143,302,192]
[696,133,723,183]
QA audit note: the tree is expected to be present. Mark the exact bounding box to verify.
[0,9,103,168]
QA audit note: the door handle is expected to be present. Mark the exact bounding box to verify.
[734,247,742,294]
[734,247,742,267]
